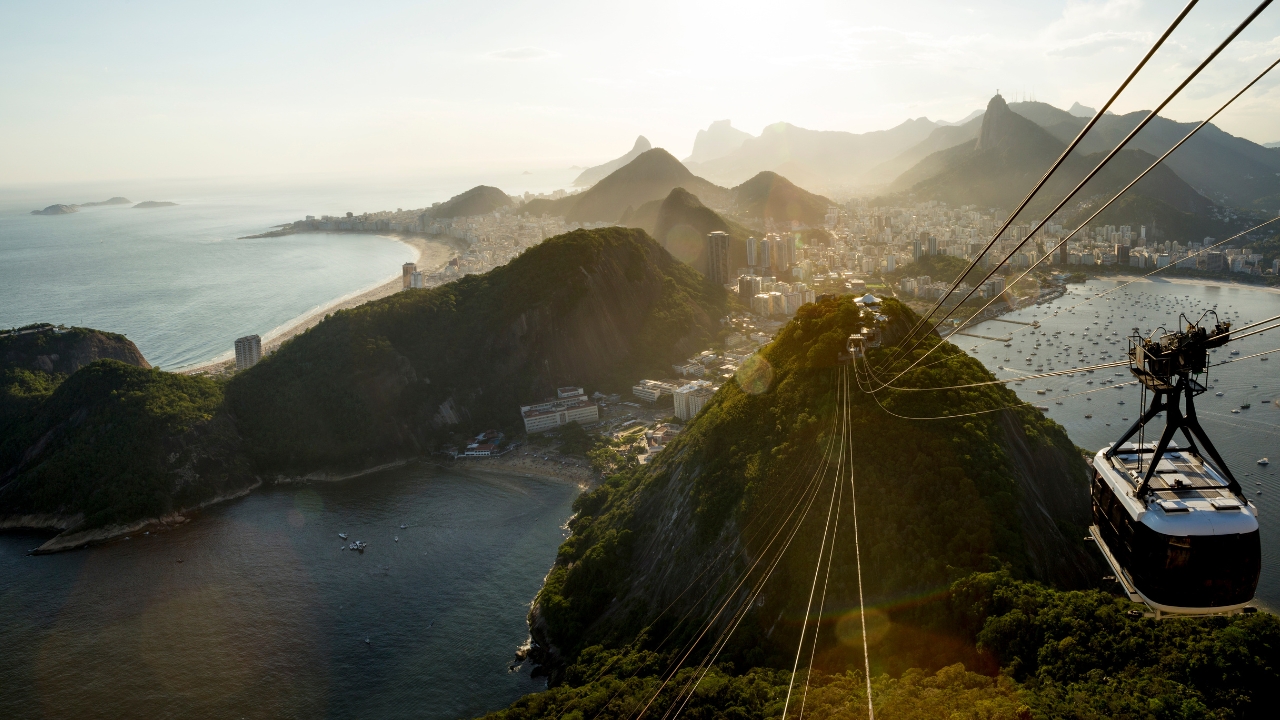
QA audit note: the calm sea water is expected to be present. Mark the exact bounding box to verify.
[0,465,577,720]
[0,170,576,369]
[967,278,1280,608]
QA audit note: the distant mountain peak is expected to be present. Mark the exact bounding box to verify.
[975,94,1012,152]
[574,136,656,187]
[684,121,752,164]
[1069,102,1096,118]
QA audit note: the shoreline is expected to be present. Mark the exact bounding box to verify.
[179,233,463,375]
[1104,273,1280,296]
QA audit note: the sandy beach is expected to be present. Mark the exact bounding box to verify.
[181,233,461,375]
[1108,273,1280,296]
[460,451,598,491]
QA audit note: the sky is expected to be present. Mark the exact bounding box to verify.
[1,0,1278,185]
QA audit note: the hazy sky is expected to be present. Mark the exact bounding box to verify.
[2,0,1277,185]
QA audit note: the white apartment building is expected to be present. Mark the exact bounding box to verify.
[520,387,599,433]
[674,381,715,421]
[234,335,262,370]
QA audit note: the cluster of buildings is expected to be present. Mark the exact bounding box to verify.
[519,387,600,433]
[734,275,817,317]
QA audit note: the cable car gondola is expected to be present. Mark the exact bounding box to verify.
[1090,315,1260,616]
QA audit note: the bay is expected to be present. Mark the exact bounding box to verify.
[964,277,1280,608]
[0,465,577,720]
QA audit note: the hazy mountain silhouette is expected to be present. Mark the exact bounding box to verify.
[573,136,652,187]
[428,185,512,218]
[729,171,834,227]
[684,120,752,164]
[683,118,939,193]
[532,148,729,223]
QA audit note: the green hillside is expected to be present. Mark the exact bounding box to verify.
[429,185,513,219]
[0,361,252,533]
[488,295,1279,718]
[646,188,755,275]
[225,227,731,473]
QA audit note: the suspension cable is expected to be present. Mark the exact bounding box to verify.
[881,0,1275,372]
[883,0,1203,367]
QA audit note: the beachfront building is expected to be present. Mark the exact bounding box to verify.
[402,263,417,289]
[673,381,715,421]
[520,387,599,433]
[234,334,262,370]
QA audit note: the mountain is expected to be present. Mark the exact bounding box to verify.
[684,118,940,193]
[1,324,151,432]
[937,108,984,126]
[31,204,76,215]
[728,171,834,229]
[1010,107,1280,211]
[683,120,752,164]
[573,136,652,187]
[484,296,1280,719]
[1265,141,1280,149]
[225,227,731,474]
[865,116,984,185]
[523,296,1098,679]
[889,94,1217,225]
[429,185,513,218]
[0,360,254,552]
[644,188,755,275]
[1069,101,1096,118]
[528,149,730,223]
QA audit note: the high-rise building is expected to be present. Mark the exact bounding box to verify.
[758,237,772,269]
[707,231,731,285]
[674,381,715,421]
[780,235,797,268]
[402,263,417,289]
[1115,245,1129,265]
[235,335,262,371]
[927,235,938,256]
[411,271,424,288]
[737,274,762,301]
[746,237,759,267]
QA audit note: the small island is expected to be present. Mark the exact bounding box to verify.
[31,204,78,215]
[80,197,131,207]
[133,201,178,209]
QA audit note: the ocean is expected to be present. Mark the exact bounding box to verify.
[966,278,1280,608]
[0,465,577,720]
[0,170,577,369]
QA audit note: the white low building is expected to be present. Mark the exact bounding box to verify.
[520,387,599,433]
[633,379,679,403]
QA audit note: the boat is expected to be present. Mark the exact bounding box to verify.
[394,536,399,542]
[1241,403,1251,410]
[1216,392,1224,397]
[1231,349,1240,355]
[1085,414,1093,418]
[1260,458,1271,466]
[1232,409,1241,414]
[1090,318,1259,617]
[338,533,348,540]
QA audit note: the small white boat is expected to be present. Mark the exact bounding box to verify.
[338,533,348,540]
[1216,392,1225,397]
[1260,458,1271,466]
[394,536,399,542]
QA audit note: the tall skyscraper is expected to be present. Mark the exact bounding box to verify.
[781,235,797,268]
[746,237,758,267]
[758,237,772,269]
[235,335,262,371]
[402,263,417,289]
[707,231,731,286]
[927,235,938,256]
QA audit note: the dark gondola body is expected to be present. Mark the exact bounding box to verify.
[1092,444,1260,614]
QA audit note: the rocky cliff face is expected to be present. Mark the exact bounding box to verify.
[1,325,150,375]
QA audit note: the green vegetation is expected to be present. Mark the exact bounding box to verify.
[885,254,985,286]
[492,572,1280,720]
[527,296,1092,681]
[226,228,730,474]
[0,361,250,529]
